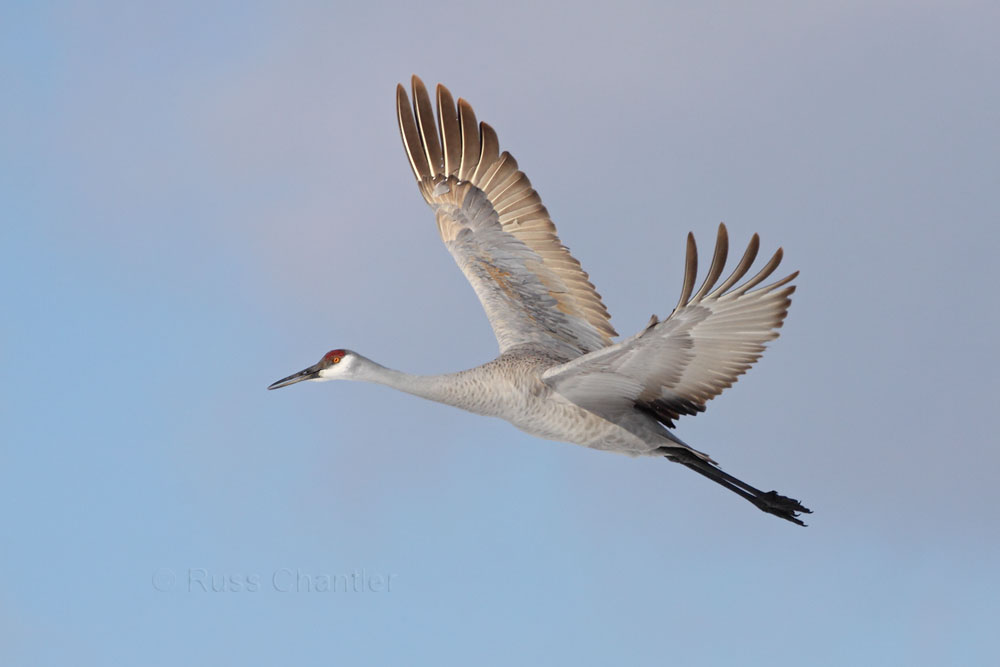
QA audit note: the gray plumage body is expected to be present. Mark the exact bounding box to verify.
[351,347,675,457]
[269,77,810,525]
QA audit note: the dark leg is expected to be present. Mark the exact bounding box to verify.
[662,448,812,526]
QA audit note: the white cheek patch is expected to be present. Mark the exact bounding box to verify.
[315,367,338,381]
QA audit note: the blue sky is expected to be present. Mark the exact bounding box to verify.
[3,1,999,665]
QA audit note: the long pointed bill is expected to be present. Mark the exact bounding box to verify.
[268,363,322,390]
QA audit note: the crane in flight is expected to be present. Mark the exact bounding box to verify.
[269,76,811,525]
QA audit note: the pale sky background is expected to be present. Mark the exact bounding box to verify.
[3,1,999,665]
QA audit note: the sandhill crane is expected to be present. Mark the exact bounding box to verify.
[269,76,811,525]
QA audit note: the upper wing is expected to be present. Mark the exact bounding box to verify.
[542,224,797,427]
[396,76,617,357]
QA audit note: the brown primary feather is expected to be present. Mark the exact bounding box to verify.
[413,77,442,173]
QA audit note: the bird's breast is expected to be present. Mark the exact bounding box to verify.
[444,355,651,455]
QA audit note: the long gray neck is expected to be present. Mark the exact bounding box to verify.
[353,356,485,414]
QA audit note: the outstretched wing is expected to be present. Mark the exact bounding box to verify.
[542,224,796,427]
[396,76,617,358]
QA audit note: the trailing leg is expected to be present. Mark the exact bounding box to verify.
[661,447,812,526]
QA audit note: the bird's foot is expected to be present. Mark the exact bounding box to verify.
[753,491,812,526]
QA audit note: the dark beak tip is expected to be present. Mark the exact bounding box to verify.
[267,378,294,391]
[267,367,319,391]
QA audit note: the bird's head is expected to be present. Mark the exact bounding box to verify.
[267,349,360,390]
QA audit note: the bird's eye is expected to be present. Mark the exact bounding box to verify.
[332,357,341,364]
